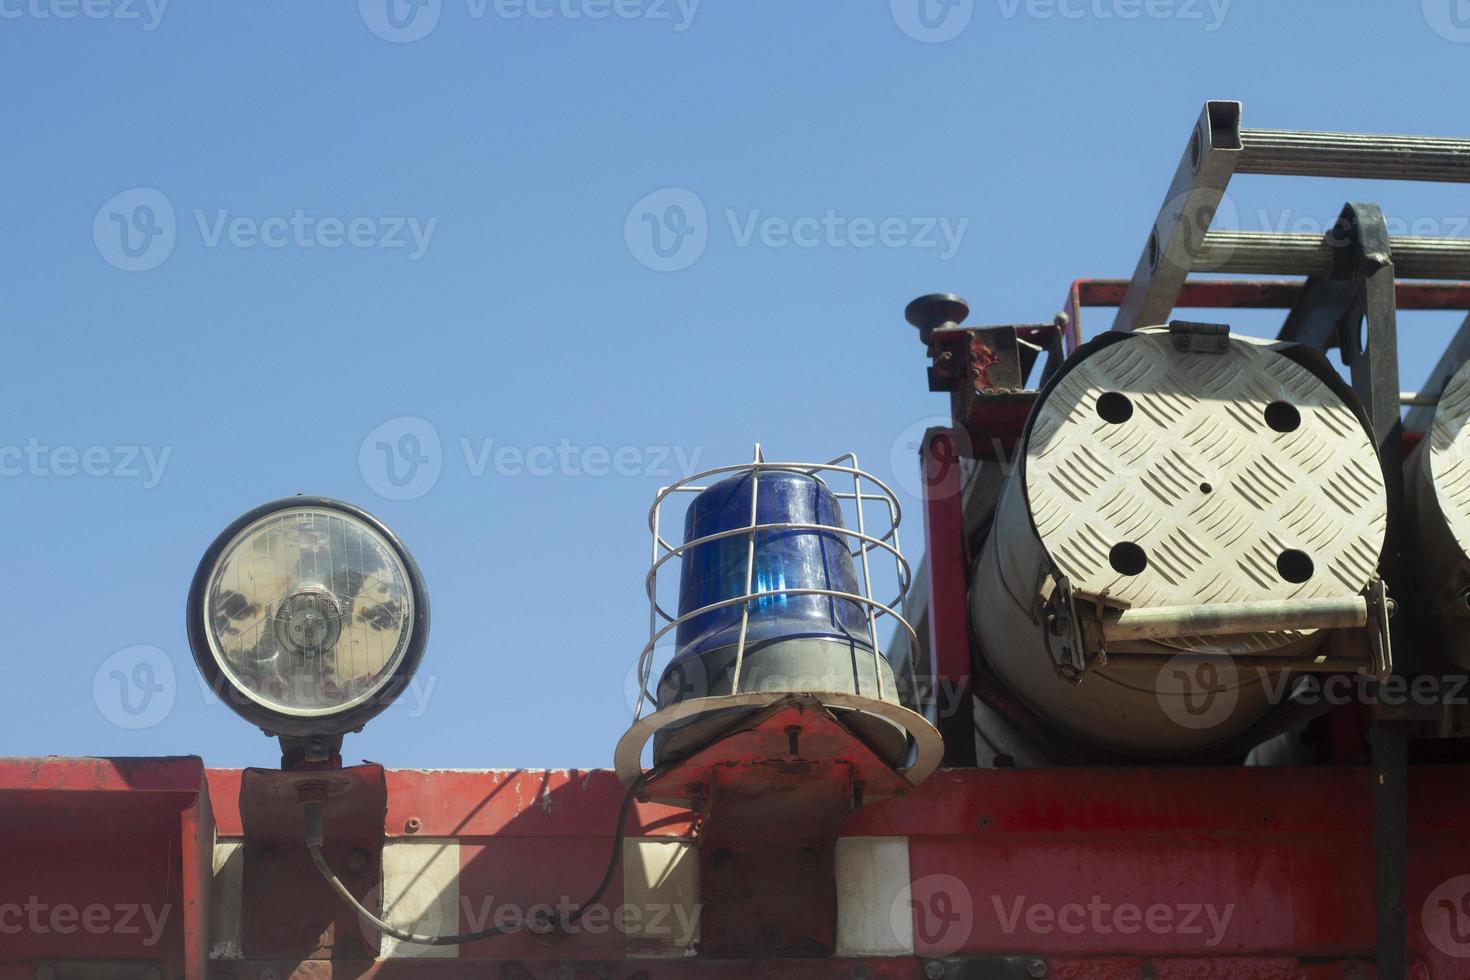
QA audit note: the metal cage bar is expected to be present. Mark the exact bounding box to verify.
[632,445,917,720]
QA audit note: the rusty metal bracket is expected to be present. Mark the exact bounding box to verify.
[640,696,913,957]
[239,764,387,960]
[907,294,1066,460]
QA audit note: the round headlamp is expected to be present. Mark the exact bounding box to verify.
[187,497,429,740]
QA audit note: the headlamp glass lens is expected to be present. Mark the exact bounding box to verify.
[203,506,415,717]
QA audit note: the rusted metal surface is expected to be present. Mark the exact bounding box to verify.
[238,765,387,961]
[642,699,913,957]
[164,959,1406,978]
[0,757,211,979]
[209,768,696,840]
[204,960,926,978]
[920,429,974,767]
[8,760,1470,973]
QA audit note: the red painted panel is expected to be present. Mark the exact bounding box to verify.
[454,836,632,960]
[208,768,695,841]
[908,834,1374,957]
[384,769,694,840]
[0,757,209,974]
[844,767,1375,838]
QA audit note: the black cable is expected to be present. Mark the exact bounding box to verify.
[305,765,665,946]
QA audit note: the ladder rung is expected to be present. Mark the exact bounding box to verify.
[1239,128,1470,183]
[1194,231,1470,280]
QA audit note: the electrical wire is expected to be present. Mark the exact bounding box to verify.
[305,765,665,945]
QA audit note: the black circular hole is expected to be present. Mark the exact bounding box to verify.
[1097,391,1134,425]
[1277,549,1314,584]
[1264,401,1301,433]
[1147,229,1160,270]
[1109,541,1148,576]
[1199,482,1213,494]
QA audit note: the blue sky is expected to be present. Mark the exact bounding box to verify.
[3,1,1468,769]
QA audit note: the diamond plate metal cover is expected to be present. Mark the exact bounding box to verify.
[1024,332,1386,652]
[1428,357,1470,556]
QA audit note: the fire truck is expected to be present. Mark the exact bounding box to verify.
[7,100,1470,979]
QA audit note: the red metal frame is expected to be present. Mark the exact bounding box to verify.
[8,760,1470,975]
[9,280,1470,978]
[920,427,974,765]
[0,757,212,979]
[1064,278,1470,342]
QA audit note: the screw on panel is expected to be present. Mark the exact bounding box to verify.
[923,961,948,979]
[1027,959,1049,978]
[404,817,422,834]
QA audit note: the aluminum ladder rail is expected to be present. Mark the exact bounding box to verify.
[1112,101,1470,334]
[1113,100,1470,980]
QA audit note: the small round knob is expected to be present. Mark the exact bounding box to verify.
[906,293,970,344]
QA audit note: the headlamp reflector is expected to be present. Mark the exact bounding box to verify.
[201,505,415,718]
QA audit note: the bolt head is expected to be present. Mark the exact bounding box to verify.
[1027,958,1049,978]
[344,847,372,874]
[709,847,736,873]
[923,962,948,980]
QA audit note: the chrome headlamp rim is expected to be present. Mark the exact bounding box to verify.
[186,496,430,738]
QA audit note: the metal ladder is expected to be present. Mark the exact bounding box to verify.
[1115,101,1470,980]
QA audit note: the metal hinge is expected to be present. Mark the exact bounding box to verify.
[1169,320,1231,353]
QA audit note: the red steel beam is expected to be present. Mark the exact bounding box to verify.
[1066,278,1470,338]
[919,428,973,765]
